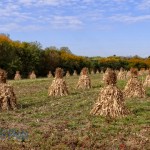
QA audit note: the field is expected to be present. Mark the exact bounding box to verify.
[0,74,150,150]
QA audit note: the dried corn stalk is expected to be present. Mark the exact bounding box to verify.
[91,69,95,74]
[143,75,150,87]
[0,68,7,83]
[48,68,68,96]
[145,69,149,75]
[66,71,71,77]
[102,68,112,83]
[73,70,78,76]
[115,70,119,76]
[14,71,21,80]
[76,67,91,89]
[117,68,126,80]
[0,68,17,111]
[126,70,131,79]
[139,68,145,76]
[124,68,145,98]
[143,70,150,87]
[96,70,99,74]
[29,71,36,79]
[90,70,129,118]
[47,71,52,78]
[100,70,104,74]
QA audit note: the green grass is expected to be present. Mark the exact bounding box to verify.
[0,74,150,150]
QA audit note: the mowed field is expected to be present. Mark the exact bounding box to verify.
[0,74,150,150]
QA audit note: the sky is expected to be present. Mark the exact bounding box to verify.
[0,0,150,57]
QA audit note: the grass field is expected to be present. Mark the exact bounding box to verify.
[0,74,150,150]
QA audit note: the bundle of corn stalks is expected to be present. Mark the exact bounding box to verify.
[66,71,71,77]
[76,67,91,89]
[115,70,119,76]
[91,69,95,74]
[117,67,126,80]
[145,69,149,75]
[0,68,17,111]
[96,70,99,74]
[73,70,78,76]
[126,70,131,79]
[100,70,104,74]
[14,71,21,80]
[102,68,112,83]
[124,68,145,98]
[139,68,145,76]
[48,68,69,96]
[47,71,52,78]
[90,70,129,118]
[143,69,150,87]
[29,71,36,79]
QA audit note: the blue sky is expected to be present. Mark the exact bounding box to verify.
[0,0,150,57]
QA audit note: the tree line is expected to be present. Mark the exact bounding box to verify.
[0,34,150,78]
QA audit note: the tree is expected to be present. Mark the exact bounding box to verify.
[39,48,61,76]
[16,41,42,77]
[60,47,72,54]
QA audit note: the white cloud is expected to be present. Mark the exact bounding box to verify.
[110,14,150,23]
[0,23,19,32]
[138,0,150,10]
[0,0,150,32]
[35,0,61,6]
[51,16,83,29]
[0,3,20,17]
[82,0,94,3]
[0,23,42,32]
[17,0,78,6]
[18,0,34,5]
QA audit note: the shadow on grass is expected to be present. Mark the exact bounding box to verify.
[92,84,102,89]
[17,100,48,109]
[71,92,80,95]
[146,92,150,97]
[132,107,150,115]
